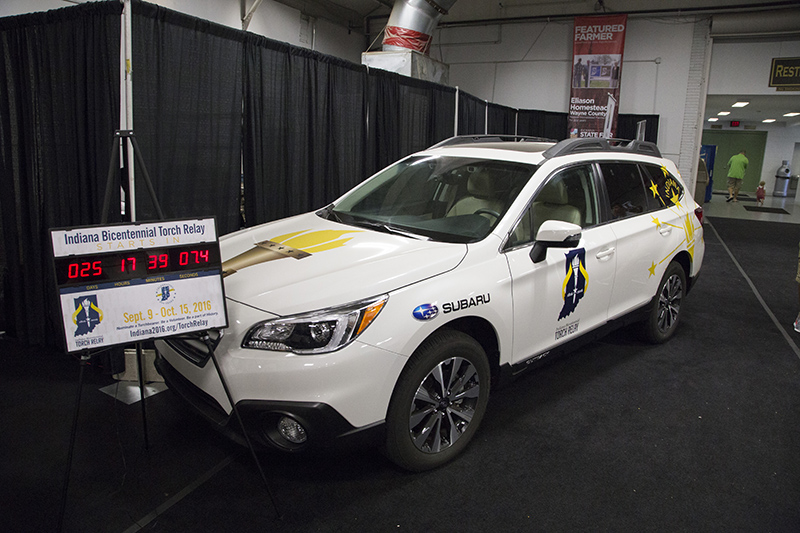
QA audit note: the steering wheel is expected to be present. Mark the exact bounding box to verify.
[473,208,501,220]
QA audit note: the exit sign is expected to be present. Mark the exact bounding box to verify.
[730,120,740,127]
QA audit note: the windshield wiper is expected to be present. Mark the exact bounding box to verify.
[350,217,430,241]
[318,204,345,224]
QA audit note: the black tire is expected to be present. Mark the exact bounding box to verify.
[385,330,490,472]
[643,261,686,344]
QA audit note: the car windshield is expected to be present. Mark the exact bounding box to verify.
[327,156,536,243]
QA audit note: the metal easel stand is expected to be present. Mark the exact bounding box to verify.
[101,129,166,452]
[202,335,283,520]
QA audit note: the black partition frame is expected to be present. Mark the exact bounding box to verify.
[0,0,659,347]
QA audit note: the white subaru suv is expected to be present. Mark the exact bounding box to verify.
[155,136,704,471]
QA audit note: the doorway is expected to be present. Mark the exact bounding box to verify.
[701,130,767,193]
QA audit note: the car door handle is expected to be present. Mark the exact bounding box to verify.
[659,226,672,236]
[596,247,615,261]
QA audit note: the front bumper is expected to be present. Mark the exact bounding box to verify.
[155,354,385,451]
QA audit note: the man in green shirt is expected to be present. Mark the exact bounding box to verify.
[726,150,749,202]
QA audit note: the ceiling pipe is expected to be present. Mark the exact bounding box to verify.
[382,0,457,55]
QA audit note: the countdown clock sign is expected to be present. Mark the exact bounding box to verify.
[51,218,228,352]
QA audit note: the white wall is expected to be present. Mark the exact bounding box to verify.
[709,40,800,95]
[436,17,698,163]
[0,0,365,63]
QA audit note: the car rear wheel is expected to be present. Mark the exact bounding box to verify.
[384,330,490,472]
[643,261,686,343]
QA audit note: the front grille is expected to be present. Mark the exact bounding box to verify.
[164,329,223,367]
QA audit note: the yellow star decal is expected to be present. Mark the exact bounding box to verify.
[651,215,661,228]
[649,180,659,198]
[648,262,657,277]
[671,193,682,209]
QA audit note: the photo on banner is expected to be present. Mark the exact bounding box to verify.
[568,14,627,139]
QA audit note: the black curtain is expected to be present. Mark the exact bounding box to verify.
[368,69,456,172]
[517,110,568,140]
[243,36,369,225]
[617,114,660,143]
[457,91,487,135]
[487,103,517,135]
[132,1,243,235]
[0,2,121,345]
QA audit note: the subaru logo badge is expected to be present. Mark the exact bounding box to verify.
[413,304,438,321]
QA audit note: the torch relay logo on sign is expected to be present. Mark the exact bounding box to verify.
[73,295,102,336]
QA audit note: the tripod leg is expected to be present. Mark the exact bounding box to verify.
[204,337,282,520]
[129,135,166,220]
[136,342,150,450]
[58,354,90,533]
[101,135,121,224]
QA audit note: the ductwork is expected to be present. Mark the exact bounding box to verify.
[382,0,457,55]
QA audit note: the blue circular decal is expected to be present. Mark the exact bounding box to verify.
[413,304,438,321]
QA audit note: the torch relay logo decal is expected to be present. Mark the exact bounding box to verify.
[559,249,588,320]
[222,229,361,276]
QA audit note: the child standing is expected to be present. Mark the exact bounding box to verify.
[756,181,766,207]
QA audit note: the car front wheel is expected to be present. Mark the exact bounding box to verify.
[643,261,686,343]
[384,330,490,472]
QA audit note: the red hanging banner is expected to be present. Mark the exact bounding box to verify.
[568,14,627,139]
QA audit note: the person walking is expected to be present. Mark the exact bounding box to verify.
[726,149,749,202]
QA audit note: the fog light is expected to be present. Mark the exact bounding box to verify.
[278,416,308,444]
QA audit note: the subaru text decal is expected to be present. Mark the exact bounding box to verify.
[442,294,491,314]
[412,304,439,321]
[559,249,588,320]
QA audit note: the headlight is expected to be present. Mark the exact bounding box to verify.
[242,295,388,354]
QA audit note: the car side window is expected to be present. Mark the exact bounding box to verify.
[640,163,684,211]
[599,162,648,220]
[507,164,598,248]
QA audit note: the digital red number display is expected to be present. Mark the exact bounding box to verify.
[55,243,221,286]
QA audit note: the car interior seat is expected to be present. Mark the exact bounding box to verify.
[447,170,505,220]
[530,180,582,238]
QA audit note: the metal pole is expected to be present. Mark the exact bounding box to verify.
[122,0,137,221]
[454,86,459,136]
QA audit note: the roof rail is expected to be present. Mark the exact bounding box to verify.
[542,138,661,159]
[430,135,557,149]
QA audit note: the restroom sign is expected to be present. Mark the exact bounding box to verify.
[769,57,800,90]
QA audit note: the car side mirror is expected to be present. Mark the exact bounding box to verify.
[529,220,582,263]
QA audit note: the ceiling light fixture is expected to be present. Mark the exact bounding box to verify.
[784,112,800,117]
[717,111,730,116]
[707,117,719,122]
[762,119,776,123]
[732,102,749,107]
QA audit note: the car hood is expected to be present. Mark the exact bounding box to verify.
[219,212,467,316]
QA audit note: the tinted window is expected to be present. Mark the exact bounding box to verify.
[599,162,647,220]
[640,163,684,211]
[507,164,598,248]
